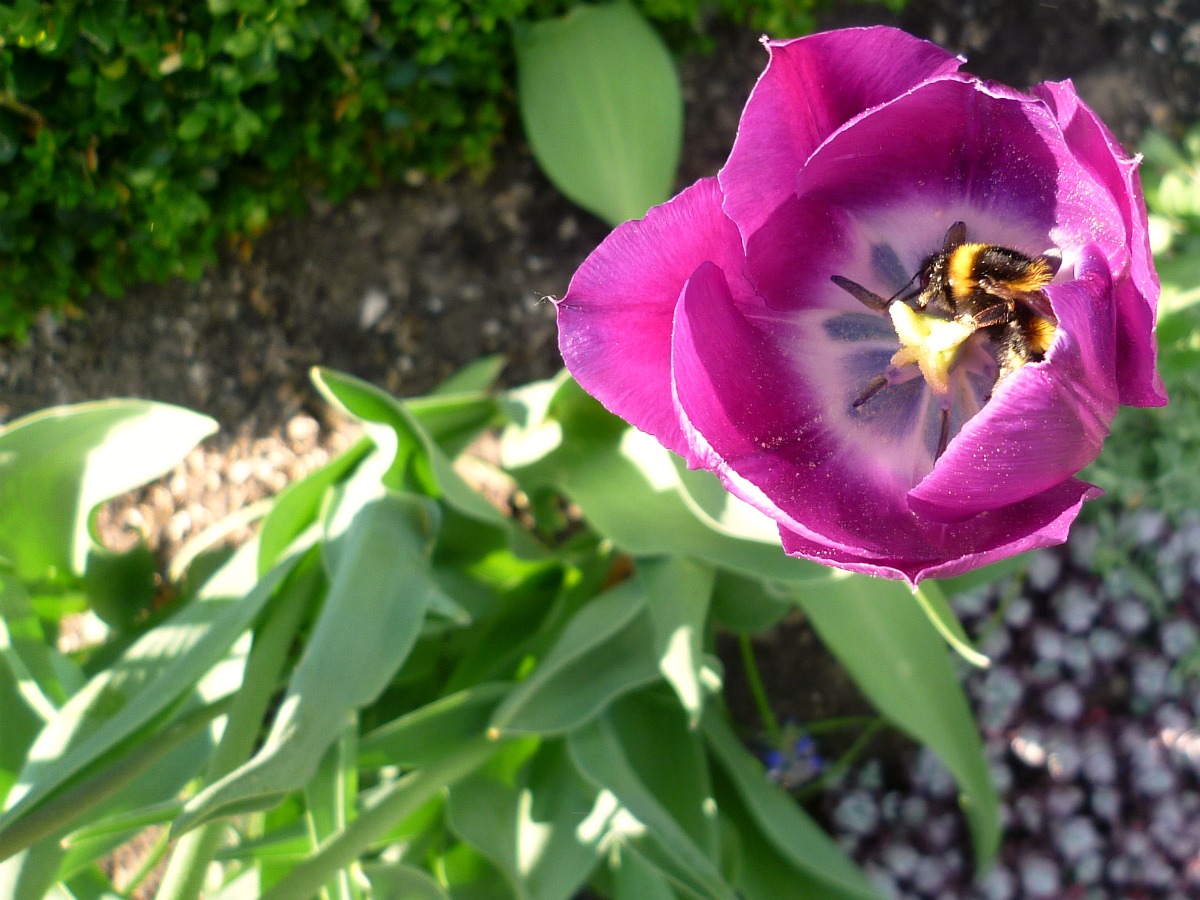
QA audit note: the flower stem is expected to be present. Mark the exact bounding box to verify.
[912,581,990,668]
[739,634,781,744]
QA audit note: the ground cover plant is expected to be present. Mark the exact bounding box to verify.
[0,0,900,339]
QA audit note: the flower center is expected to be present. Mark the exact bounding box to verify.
[887,302,976,396]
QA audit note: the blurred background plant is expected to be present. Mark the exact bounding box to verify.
[1080,124,1200,608]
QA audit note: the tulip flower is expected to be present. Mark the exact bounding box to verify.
[556,26,1165,585]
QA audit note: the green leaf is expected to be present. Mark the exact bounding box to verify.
[312,368,508,531]
[0,401,216,581]
[257,437,371,574]
[490,579,660,736]
[515,1,681,225]
[361,863,449,900]
[82,544,157,632]
[259,737,507,900]
[501,378,828,584]
[567,694,730,900]
[447,742,599,900]
[639,558,714,727]
[911,580,989,668]
[175,492,451,832]
[793,573,1000,866]
[0,578,84,722]
[359,683,510,770]
[702,713,877,900]
[0,542,298,843]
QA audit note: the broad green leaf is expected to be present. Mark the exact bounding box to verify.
[304,722,360,900]
[794,572,1000,866]
[567,696,730,900]
[0,651,43,804]
[81,544,156,632]
[0,541,294,839]
[447,742,599,900]
[611,848,678,900]
[0,400,216,580]
[176,493,449,832]
[702,713,877,900]
[708,571,794,634]
[257,437,371,574]
[516,1,682,225]
[639,558,714,726]
[501,378,828,583]
[489,579,660,736]
[431,355,507,397]
[0,578,84,722]
[312,368,508,531]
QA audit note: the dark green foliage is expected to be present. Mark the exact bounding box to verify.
[0,0,900,338]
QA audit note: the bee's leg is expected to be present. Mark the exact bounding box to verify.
[943,221,968,252]
[978,278,1058,323]
[967,300,1013,329]
[831,275,891,311]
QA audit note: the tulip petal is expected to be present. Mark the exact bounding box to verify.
[1033,79,1167,408]
[907,248,1118,522]
[556,178,747,458]
[793,78,1125,263]
[719,27,963,240]
[778,477,1102,585]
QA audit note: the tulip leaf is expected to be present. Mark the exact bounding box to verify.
[568,693,731,900]
[358,683,510,770]
[0,400,217,581]
[502,377,830,584]
[312,368,508,530]
[489,579,661,736]
[639,557,714,726]
[446,743,600,900]
[792,573,1000,866]
[0,542,295,842]
[175,492,449,833]
[515,0,682,225]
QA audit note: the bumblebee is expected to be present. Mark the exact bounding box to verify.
[831,222,1061,457]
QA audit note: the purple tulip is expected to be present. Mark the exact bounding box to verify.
[556,27,1165,585]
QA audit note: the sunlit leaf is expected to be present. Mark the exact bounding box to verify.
[0,542,294,840]
[793,573,1000,866]
[490,579,660,736]
[0,401,216,580]
[447,742,599,900]
[567,694,730,900]
[176,492,448,832]
[515,1,681,225]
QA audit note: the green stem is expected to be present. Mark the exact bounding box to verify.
[795,718,884,802]
[738,634,780,744]
[156,555,319,900]
[912,581,989,669]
